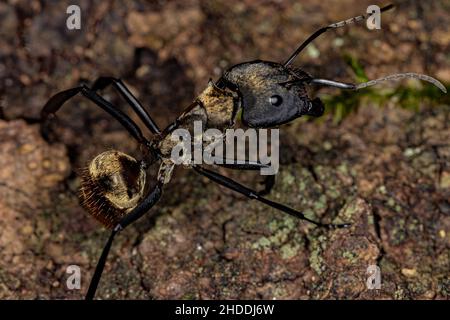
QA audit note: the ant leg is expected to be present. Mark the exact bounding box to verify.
[92,77,161,134]
[214,159,269,171]
[284,4,394,67]
[258,174,276,196]
[214,161,276,195]
[85,181,163,300]
[193,166,350,229]
[85,228,117,300]
[213,161,276,195]
[41,85,149,145]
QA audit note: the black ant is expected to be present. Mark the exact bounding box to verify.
[41,4,446,300]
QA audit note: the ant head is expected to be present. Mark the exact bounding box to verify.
[79,150,146,228]
[220,60,323,128]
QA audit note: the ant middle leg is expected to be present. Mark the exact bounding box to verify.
[211,159,276,195]
[258,174,276,196]
[193,166,350,229]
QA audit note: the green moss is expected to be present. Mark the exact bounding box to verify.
[313,195,327,211]
[252,216,299,250]
[406,276,431,296]
[268,216,295,232]
[182,292,198,299]
[440,173,450,189]
[378,185,387,195]
[390,219,407,245]
[407,218,422,233]
[387,198,396,207]
[339,198,360,221]
[303,208,317,221]
[345,54,369,83]
[337,163,349,175]
[386,198,402,213]
[326,187,341,200]
[323,141,333,151]
[298,180,306,192]
[308,235,328,275]
[394,288,406,300]
[252,236,272,250]
[273,286,287,299]
[403,147,421,158]
[281,171,295,186]
[280,243,301,260]
[309,249,324,275]
[342,250,358,264]
[437,277,450,296]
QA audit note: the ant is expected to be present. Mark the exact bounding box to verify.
[41,4,446,300]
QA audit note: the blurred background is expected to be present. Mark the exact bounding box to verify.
[0,0,449,299]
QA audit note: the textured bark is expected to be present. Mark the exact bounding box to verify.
[0,0,448,299]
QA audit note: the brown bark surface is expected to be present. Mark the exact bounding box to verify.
[0,0,448,299]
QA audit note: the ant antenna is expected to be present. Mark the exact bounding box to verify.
[310,73,447,93]
[283,4,395,67]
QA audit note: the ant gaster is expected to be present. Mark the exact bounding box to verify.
[41,4,446,299]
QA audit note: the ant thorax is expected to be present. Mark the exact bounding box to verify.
[79,150,146,228]
[157,81,240,160]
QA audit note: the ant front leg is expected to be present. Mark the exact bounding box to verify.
[283,4,395,67]
[193,166,350,229]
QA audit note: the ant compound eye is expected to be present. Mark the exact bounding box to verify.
[269,95,283,106]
